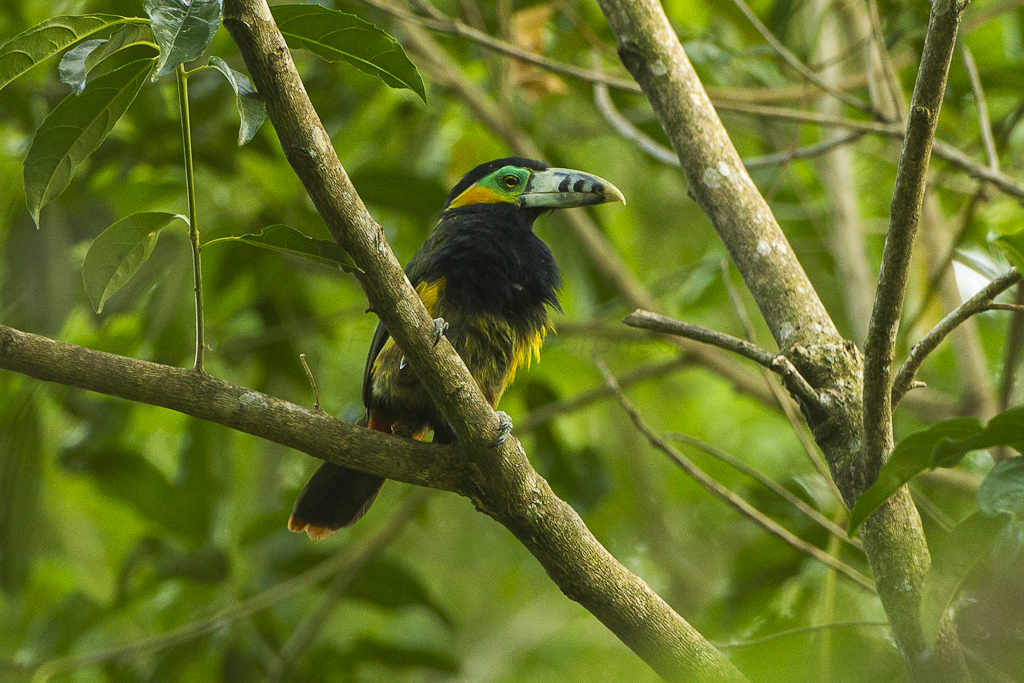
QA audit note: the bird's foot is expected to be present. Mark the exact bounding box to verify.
[432,318,449,346]
[490,411,513,447]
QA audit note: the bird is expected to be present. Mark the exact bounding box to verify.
[288,157,624,539]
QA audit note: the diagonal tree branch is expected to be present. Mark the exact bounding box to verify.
[218,1,748,679]
[595,0,974,679]
[595,0,842,353]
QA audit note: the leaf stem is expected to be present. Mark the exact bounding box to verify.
[176,64,205,373]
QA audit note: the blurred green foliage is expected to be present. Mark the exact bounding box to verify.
[1,0,1023,681]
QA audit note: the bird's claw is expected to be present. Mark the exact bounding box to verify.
[490,411,513,447]
[432,318,449,346]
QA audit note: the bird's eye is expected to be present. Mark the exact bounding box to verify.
[502,174,520,188]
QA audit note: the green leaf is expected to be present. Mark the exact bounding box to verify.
[59,25,158,95]
[144,0,223,79]
[920,512,1011,646]
[0,14,141,92]
[994,231,1024,274]
[82,212,188,313]
[205,224,360,273]
[849,418,983,534]
[271,4,426,102]
[977,457,1024,517]
[208,56,266,145]
[24,56,156,226]
[932,405,1024,465]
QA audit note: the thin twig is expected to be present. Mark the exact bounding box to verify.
[624,311,778,367]
[299,353,321,411]
[592,68,865,170]
[961,45,999,172]
[176,65,205,373]
[744,132,866,170]
[988,303,1024,313]
[665,431,862,551]
[30,492,430,682]
[362,0,642,93]
[623,310,821,409]
[726,0,875,115]
[712,621,888,649]
[892,268,1022,406]
[716,102,1024,201]
[864,0,904,120]
[595,358,875,593]
[592,65,677,165]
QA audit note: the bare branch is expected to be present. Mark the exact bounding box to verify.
[623,310,778,367]
[592,69,677,165]
[596,358,875,593]
[0,324,455,491]
[863,0,969,477]
[623,310,822,409]
[892,269,1022,406]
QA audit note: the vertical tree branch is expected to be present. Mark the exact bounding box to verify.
[859,2,972,680]
[862,0,968,479]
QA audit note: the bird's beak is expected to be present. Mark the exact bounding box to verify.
[520,168,626,209]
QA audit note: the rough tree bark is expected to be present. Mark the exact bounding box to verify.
[595,0,972,680]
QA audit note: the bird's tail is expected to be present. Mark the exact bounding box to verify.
[287,414,396,540]
[287,462,385,540]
